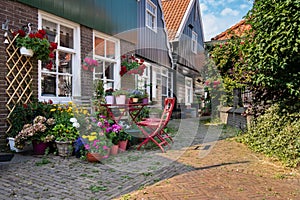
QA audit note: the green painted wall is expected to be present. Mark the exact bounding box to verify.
[17,0,137,35]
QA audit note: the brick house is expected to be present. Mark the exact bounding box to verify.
[0,0,172,149]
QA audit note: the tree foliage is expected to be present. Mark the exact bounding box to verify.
[243,0,300,114]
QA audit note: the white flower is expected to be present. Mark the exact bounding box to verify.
[72,122,80,128]
[70,118,77,123]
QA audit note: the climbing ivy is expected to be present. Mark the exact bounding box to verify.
[243,0,300,114]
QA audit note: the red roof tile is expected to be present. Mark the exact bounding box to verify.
[162,0,191,41]
[211,19,251,41]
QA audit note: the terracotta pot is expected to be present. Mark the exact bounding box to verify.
[86,152,102,162]
[118,140,128,151]
[110,144,119,155]
[131,98,139,103]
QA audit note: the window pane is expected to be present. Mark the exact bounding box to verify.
[60,25,73,48]
[95,37,105,56]
[58,75,72,97]
[147,2,155,14]
[162,76,167,95]
[42,53,57,72]
[42,19,56,43]
[106,40,115,59]
[105,62,114,80]
[58,52,72,73]
[41,73,56,96]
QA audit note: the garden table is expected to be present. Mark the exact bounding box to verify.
[100,103,148,125]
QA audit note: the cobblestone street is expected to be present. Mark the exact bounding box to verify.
[1,119,300,200]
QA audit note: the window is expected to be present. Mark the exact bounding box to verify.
[185,77,193,105]
[192,31,197,53]
[38,11,80,102]
[146,0,157,31]
[93,32,120,90]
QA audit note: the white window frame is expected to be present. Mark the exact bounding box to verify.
[145,0,157,32]
[161,68,168,98]
[185,77,193,105]
[137,62,151,98]
[38,11,81,104]
[93,31,120,91]
[192,31,197,53]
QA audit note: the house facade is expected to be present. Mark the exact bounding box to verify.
[0,0,173,149]
[162,0,206,107]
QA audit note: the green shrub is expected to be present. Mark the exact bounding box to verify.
[237,104,300,167]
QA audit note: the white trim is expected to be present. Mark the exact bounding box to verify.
[93,31,120,90]
[185,77,193,105]
[192,31,197,53]
[158,0,174,69]
[145,0,157,32]
[38,10,81,103]
[174,0,195,41]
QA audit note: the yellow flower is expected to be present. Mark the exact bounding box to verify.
[82,135,88,139]
[88,135,96,141]
[50,108,56,112]
[91,132,97,135]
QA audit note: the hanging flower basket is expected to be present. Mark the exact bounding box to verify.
[19,46,34,57]
[119,54,146,76]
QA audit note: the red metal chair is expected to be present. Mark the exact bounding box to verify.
[136,98,175,152]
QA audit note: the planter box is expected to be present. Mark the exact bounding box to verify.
[8,137,33,153]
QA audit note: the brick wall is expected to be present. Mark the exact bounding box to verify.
[0,0,38,151]
[80,25,94,98]
[219,106,250,131]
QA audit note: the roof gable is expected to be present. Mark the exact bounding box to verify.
[211,19,251,41]
[161,0,193,41]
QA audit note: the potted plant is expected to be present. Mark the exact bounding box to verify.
[81,131,112,162]
[105,88,115,104]
[14,115,56,155]
[112,89,129,104]
[129,89,143,103]
[14,29,57,61]
[50,103,79,157]
[119,54,146,76]
[141,91,149,104]
[82,57,98,72]
[97,115,122,155]
[118,130,131,151]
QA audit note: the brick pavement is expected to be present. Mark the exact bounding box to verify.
[1,119,300,200]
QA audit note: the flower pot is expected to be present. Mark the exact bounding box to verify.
[115,95,126,104]
[7,137,32,153]
[118,140,128,152]
[32,140,50,155]
[20,47,34,57]
[105,95,115,104]
[86,152,102,162]
[55,141,73,157]
[131,98,139,103]
[142,98,149,104]
[110,144,119,155]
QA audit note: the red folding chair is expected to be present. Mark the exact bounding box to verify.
[136,98,175,153]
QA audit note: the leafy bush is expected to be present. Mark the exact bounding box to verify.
[7,100,55,138]
[237,103,300,167]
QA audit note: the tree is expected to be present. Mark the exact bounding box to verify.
[243,0,300,115]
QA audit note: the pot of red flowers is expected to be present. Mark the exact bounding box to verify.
[14,29,57,62]
[119,54,146,76]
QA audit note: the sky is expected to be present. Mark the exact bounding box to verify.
[199,0,254,41]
